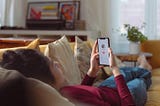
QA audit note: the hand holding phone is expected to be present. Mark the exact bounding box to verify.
[97,37,110,66]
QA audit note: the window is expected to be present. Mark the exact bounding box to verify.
[157,0,160,38]
[119,0,160,39]
[120,0,145,31]
[0,0,5,26]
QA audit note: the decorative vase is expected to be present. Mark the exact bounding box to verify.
[129,41,140,54]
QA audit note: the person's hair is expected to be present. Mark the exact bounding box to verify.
[0,49,54,84]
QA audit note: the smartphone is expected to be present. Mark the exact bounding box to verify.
[97,37,110,66]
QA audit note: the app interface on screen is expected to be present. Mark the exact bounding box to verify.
[98,39,109,65]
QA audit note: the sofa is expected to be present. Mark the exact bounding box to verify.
[0,37,160,106]
[0,67,75,106]
[140,40,160,106]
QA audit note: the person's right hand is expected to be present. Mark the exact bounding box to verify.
[108,48,117,68]
[108,48,121,77]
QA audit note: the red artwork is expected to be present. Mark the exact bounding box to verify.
[30,8,41,19]
[61,4,75,21]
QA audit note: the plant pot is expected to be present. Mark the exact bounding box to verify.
[129,41,140,54]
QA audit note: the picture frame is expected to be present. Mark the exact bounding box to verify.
[59,1,80,30]
[27,2,60,20]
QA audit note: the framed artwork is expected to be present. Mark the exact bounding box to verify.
[27,2,60,20]
[59,1,80,29]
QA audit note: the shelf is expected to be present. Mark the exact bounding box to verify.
[0,30,92,37]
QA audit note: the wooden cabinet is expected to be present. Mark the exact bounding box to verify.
[0,30,93,48]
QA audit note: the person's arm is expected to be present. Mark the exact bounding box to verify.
[81,74,96,86]
[81,40,103,86]
[113,68,135,106]
[81,41,121,86]
[109,48,135,106]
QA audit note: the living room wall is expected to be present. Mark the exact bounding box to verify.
[2,0,109,38]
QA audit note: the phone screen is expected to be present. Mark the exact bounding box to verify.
[97,38,110,66]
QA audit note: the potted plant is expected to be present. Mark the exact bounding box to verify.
[121,24,148,54]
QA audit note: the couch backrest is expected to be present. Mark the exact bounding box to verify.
[0,68,75,106]
[0,68,28,106]
[140,40,160,69]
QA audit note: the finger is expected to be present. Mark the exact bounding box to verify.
[92,52,99,59]
[91,40,98,55]
[108,47,112,53]
[99,66,104,69]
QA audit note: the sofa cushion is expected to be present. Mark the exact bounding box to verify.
[152,68,160,76]
[44,36,81,85]
[39,44,47,53]
[74,36,92,79]
[148,76,160,91]
[145,91,160,106]
[140,40,160,69]
[145,69,160,106]
[0,39,40,60]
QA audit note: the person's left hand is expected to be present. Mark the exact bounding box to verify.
[49,60,69,90]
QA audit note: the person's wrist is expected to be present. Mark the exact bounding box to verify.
[87,68,97,77]
[111,66,119,70]
[111,66,121,77]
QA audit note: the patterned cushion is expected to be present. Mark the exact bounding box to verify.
[74,36,92,79]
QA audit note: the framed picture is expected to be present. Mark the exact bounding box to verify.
[59,1,80,29]
[27,2,60,20]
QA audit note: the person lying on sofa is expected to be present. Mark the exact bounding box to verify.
[0,40,152,106]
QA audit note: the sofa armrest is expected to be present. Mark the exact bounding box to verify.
[140,40,160,69]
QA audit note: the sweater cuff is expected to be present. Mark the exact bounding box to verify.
[115,74,124,80]
[81,74,96,86]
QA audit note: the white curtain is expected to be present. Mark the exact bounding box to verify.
[81,0,108,36]
[81,0,122,52]
[0,0,5,26]
[1,0,27,27]
[81,0,160,52]
[145,0,158,39]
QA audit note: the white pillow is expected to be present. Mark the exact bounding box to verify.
[44,36,81,85]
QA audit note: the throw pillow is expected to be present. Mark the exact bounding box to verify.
[0,39,40,60]
[39,44,47,53]
[44,36,81,85]
[74,36,92,79]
